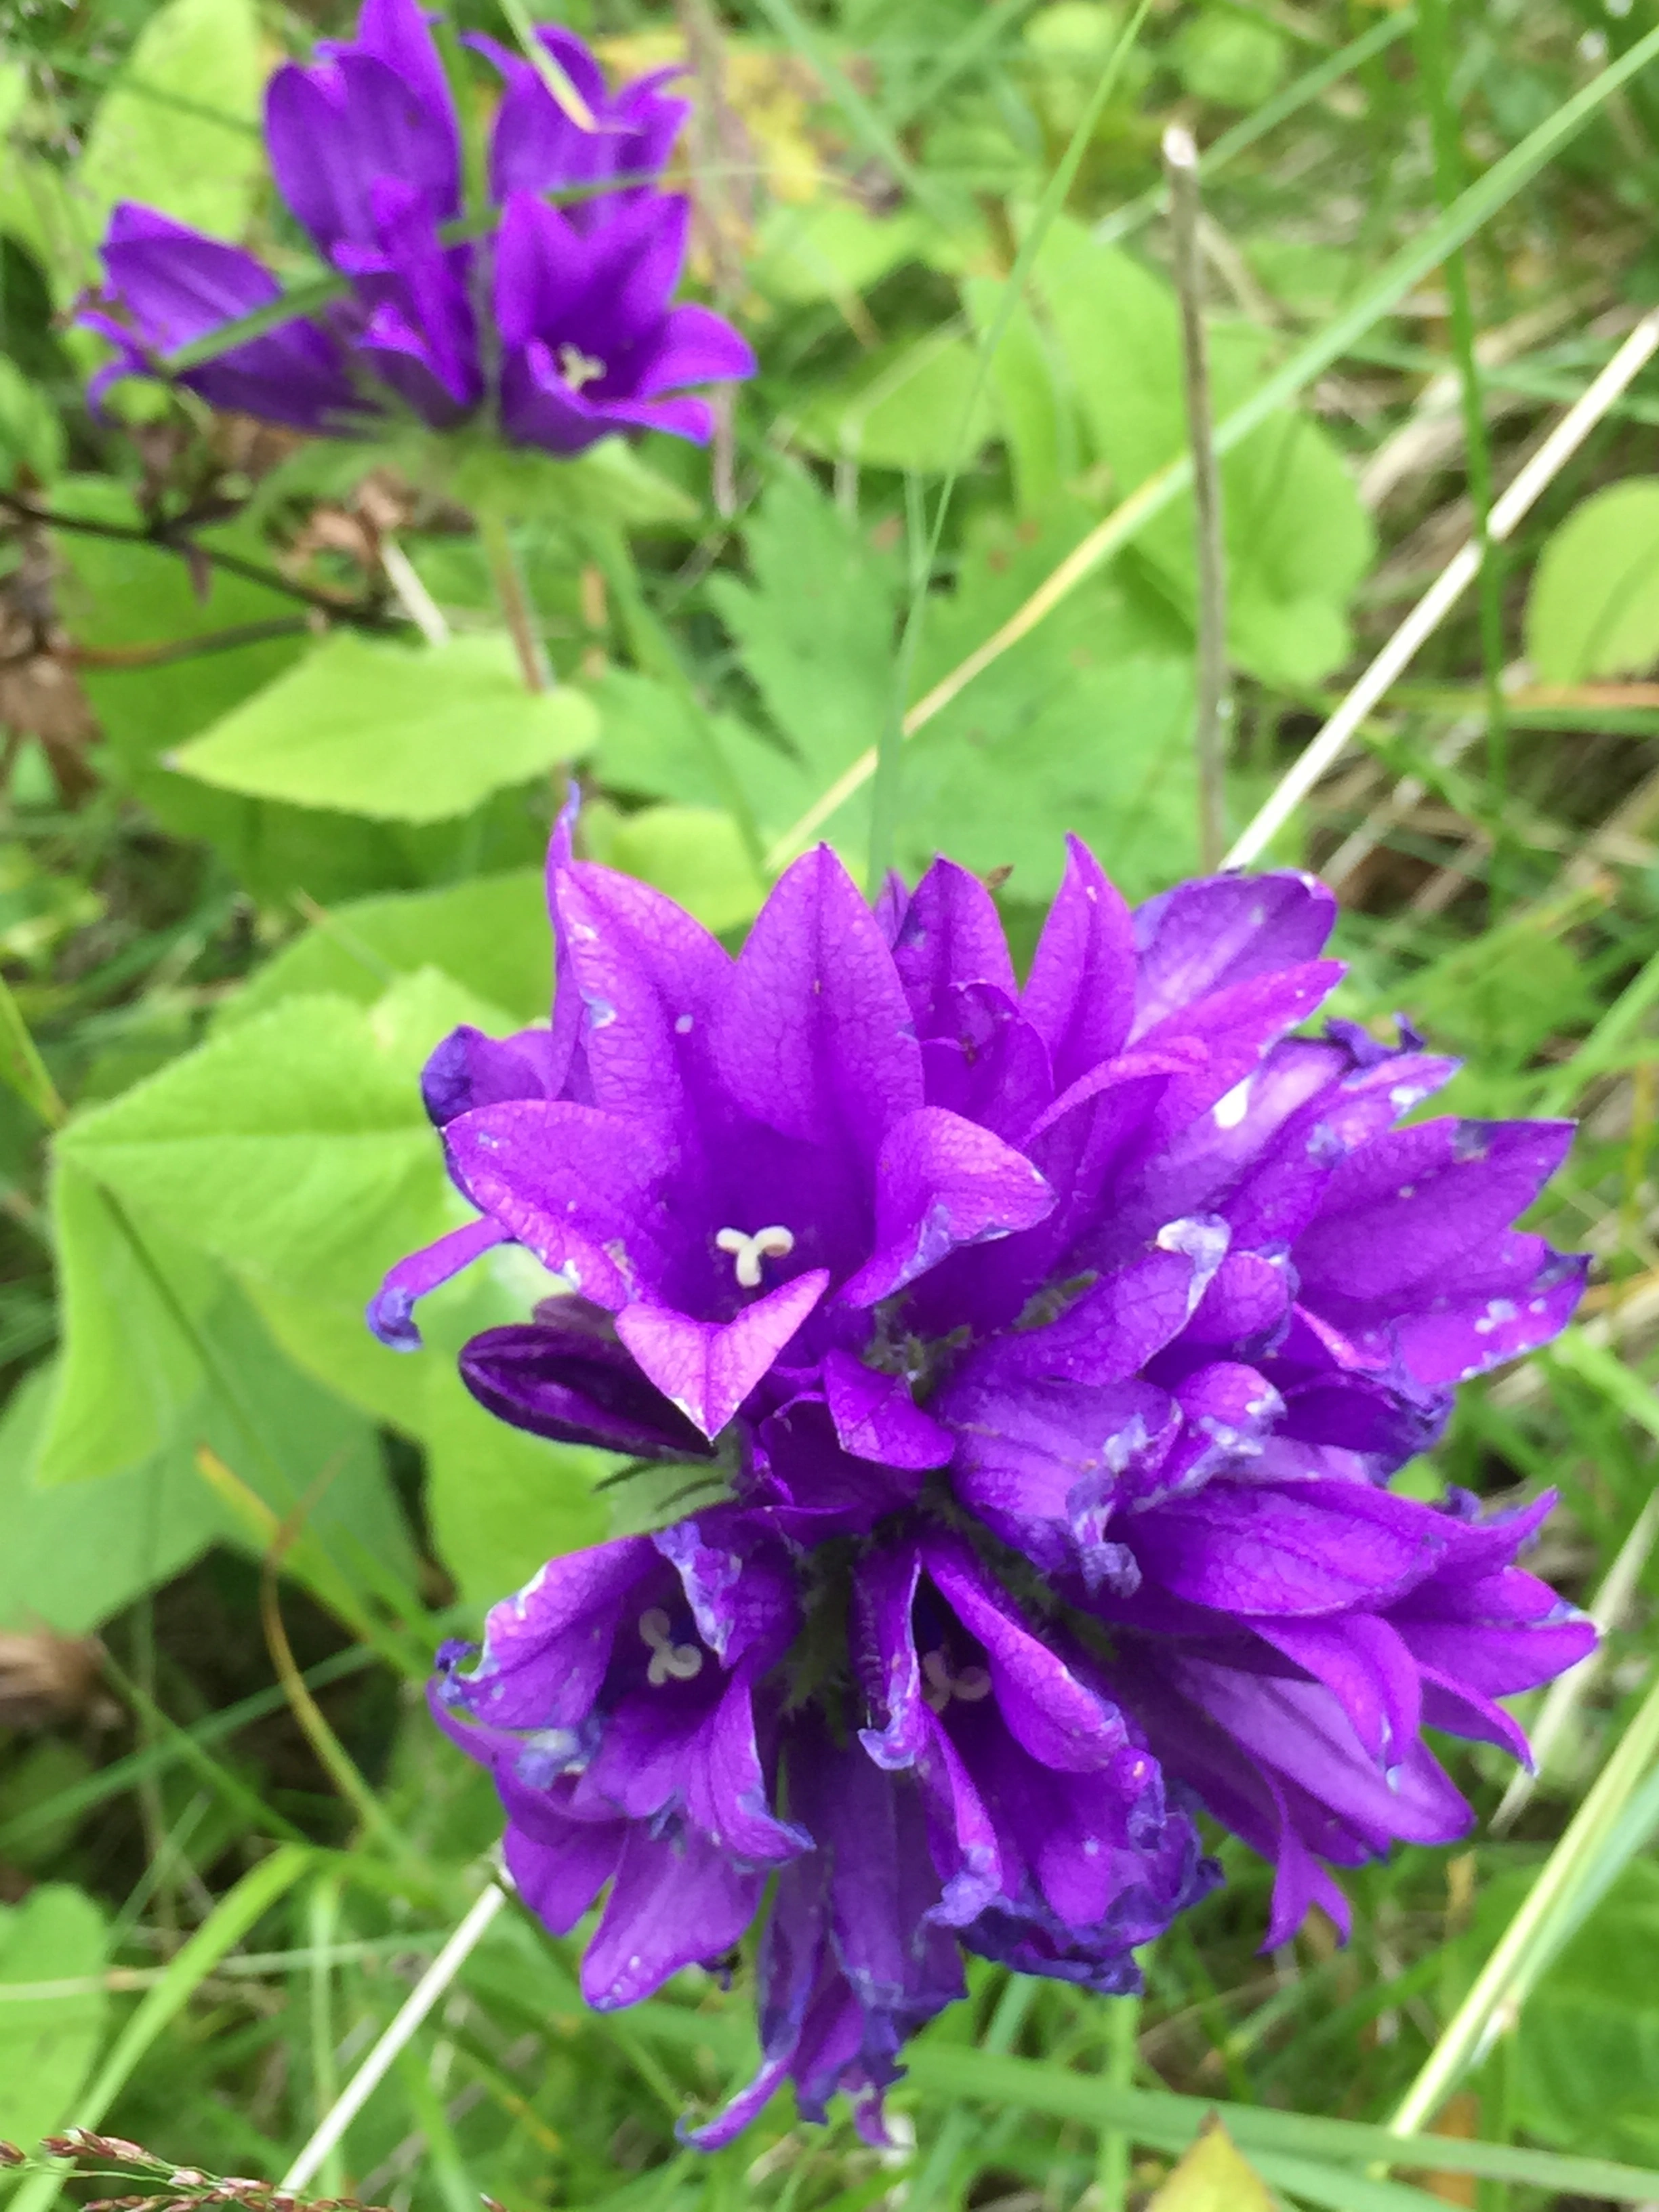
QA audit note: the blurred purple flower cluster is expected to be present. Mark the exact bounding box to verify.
[82,0,752,454]
[377,821,1593,2146]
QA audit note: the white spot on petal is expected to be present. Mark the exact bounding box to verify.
[1213,1076,1254,1130]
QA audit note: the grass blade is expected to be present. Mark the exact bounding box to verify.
[899,2043,1659,2200]
[9,1845,313,2212]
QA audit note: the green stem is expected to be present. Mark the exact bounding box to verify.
[1097,1990,1143,2212]
[477,506,550,692]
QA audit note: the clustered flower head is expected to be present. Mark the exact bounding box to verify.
[81,0,753,454]
[373,806,1594,2146]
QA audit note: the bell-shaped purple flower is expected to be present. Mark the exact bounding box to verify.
[81,0,752,455]
[433,1509,806,2009]
[380,815,1593,2144]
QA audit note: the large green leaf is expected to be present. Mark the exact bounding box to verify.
[0,64,87,302]
[73,0,262,242]
[221,871,553,1034]
[706,474,899,806]
[1032,219,1375,687]
[1491,1858,1659,2163]
[588,670,811,838]
[423,1366,611,1610]
[55,979,480,1315]
[0,1366,226,1631]
[32,1158,220,1489]
[899,501,1195,901]
[1524,479,1659,684]
[171,634,598,823]
[0,1885,108,2145]
[797,328,1000,474]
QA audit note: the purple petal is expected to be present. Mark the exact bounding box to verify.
[581,1824,766,2009]
[712,846,924,1168]
[840,1106,1053,1307]
[265,49,458,255]
[941,1371,1175,1580]
[853,1540,928,1769]
[653,1512,799,1668]
[444,1100,672,1309]
[550,858,731,1125]
[367,1215,508,1348]
[615,1271,830,1438]
[977,1244,1208,1387]
[504,1807,623,1934]
[1293,1118,1577,1313]
[892,857,1018,1033]
[353,0,456,142]
[93,205,365,433]
[1130,873,1337,1040]
[1023,835,1136,1090]
[635,301,756,394]
[923,1535,1130,1773]
[453,1534,656,1731]
[1391,1251,1589,1387]
[422,1024,558,1127]
[1132,1477,1446,1618]
[459,1319,716,1457]
[1255,1614,1422,1768]
[822,1347,954,1470]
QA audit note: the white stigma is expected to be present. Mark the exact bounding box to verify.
[921,1649,992,1715]
[638,1607,704,1687]
[716,1224,796,1290]
[558,342,607,392]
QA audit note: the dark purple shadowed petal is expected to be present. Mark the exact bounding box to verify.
[88,205,369,432]
[459,1319,717,1457]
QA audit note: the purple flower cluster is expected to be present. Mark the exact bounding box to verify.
[376,810,1593,2146]
[82,0,752,454]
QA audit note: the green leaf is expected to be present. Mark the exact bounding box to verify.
[0,72,94,303]
[0,356,64,487]
[751,199,941,306]
[56,982,468,1314]
[191,1282,419,1589]
[706,473,899,806]
[446,434,701,530]
[1524,480,1659,683]
[588,669,812,839]
[424,1367,610,1610]
[0,1365,226,1631]
[33,1158,221,1488]
[0,1885,108,2146]
[962,276,1080,514]
[1471,1858,1659,2163]
[170,634,598,823]
[900,501,1195,900]
[601,806,767,934]
[1147,2120,1277,2211]
[1175,12,1288,107]
[1032,220,1375,687]
[73,0,262,241]
[797,327,1000,474]
[220,871,553,1034]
